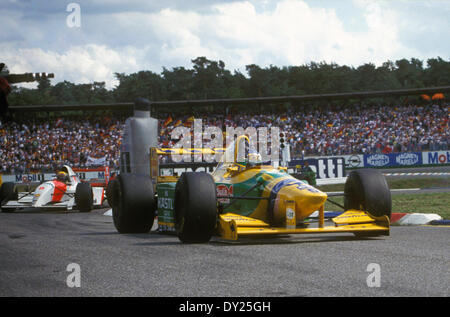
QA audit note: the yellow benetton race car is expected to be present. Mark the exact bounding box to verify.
[111,135,391,243]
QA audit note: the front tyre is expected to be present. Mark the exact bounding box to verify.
[344,168,391,218]
[174,172,217,243]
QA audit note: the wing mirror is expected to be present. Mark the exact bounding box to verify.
[278,166,288,173]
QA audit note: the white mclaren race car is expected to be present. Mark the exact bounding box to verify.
[0,165,105,212]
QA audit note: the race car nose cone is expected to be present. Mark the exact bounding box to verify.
[307,191,328,210]
[310,191,328,204]
[269,177,328,223]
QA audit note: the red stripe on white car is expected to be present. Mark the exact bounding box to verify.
[52,180,67,202]
[100,188,105,204]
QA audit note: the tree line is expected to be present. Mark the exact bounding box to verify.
[6,56,450,107]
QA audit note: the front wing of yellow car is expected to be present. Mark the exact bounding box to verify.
[217,209,390,241]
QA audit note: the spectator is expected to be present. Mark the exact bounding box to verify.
[0,103,448,173]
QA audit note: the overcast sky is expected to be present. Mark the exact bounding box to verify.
[1,0,449,89]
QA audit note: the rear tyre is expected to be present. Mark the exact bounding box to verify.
[174,172,217,243]
[112,174,156,234]
[344,169,391,218]
[75,182,93,212]
[0,182,17,212]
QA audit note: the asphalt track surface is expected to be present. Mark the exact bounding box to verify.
[0,207,448,297]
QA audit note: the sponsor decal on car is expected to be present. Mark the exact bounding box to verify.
[158,196,174,210]
[217,184,233,204]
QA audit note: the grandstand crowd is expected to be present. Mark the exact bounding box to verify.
[0,115,125,173]
[0,103,448,173]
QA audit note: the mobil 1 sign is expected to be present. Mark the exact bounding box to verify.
[423,151,450,164]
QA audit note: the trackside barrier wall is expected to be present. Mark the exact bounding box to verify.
[297,150,449,169]
[288,158,345,180]
[364,151,450,168]
[364,152,422,167]
[0,168,118,187]
[1,151,447,187]
[422,150,450,165]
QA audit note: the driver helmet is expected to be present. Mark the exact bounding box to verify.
[56,171,69,183]
[247,149,262,167]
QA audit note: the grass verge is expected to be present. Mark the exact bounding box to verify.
[324,192,450,220]
[318,177,449,192]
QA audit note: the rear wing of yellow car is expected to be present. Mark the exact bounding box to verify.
[149,147,226,185]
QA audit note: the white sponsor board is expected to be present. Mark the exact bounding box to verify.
[304,154,364,168]
[1,170,114,184]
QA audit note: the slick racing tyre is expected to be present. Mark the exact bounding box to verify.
[75,182,93,212]
[174,172,217,243]
[0,182,17,212]
[112,173,156,234]
[344,168,391,218]
[106,178,117,207]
